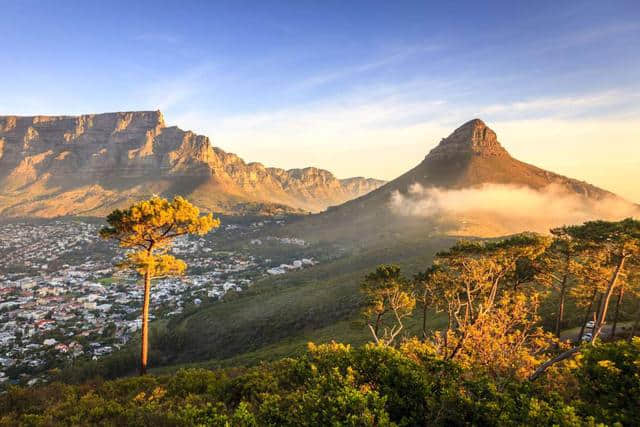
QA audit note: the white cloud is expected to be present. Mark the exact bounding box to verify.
[389,183,640,235]
[480,91,635,116]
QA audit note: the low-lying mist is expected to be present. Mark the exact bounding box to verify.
[389,183,640,235]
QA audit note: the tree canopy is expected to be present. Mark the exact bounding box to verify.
[100,196,219,278]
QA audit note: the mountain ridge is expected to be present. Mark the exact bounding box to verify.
[0,111,384,217]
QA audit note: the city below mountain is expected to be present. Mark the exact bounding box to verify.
[0,111,384,217]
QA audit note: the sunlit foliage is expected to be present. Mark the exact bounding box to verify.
[4,340,629,426]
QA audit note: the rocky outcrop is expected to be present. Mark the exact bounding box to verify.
[0,111,384,217]
[426,119,508,160]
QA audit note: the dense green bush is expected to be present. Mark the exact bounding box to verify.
[574,337,640,425]
[1,340,637,426]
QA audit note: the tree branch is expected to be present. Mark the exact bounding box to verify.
[367,323,380,344]
[529,346,581,381]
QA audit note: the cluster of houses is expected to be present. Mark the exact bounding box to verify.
[0,220,98,274]
[266,258,318,275]
[0,220,319,387]
[250,236,308,246]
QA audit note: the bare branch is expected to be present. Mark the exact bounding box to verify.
[529,346,581,381]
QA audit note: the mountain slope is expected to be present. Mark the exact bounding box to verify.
[288,119,635,241]
[0,111,384,217]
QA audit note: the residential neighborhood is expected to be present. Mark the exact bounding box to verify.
[0,219,320,387]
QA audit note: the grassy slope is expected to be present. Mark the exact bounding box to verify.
[159,236,456,366]
[152,311,449,375]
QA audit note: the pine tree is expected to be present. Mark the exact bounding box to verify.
[100,196,219,374]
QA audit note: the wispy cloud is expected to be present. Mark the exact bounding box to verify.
[141,63,216,111]
[478,90,640,120]
[165,85,640,203]
[533,21,640,54]
[171,86,640,152]
[285,43,443,93]
[133,33,181,44]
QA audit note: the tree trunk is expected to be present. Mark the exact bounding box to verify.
[374,312,382,336]
[464,281,474,321]
[487,275,501,311]
[555,272,569,337]
[140,264,151,375]
[594,293,603,320]
[444,310,451,350]
[577,289,598,344]
[367,323,380,344]
[628,302,640,342]
[611,285,625,339]
[593,255,627,341]
[448,329,469,361]
[387,305,405,345]
[422,304,428,339]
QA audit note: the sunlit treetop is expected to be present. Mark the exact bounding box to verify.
[361,264,409,296]
[363,264,403,283]
[564,218,640,253]
[560,219,640,272]
[436,233,550,258]
[99,196,220,251]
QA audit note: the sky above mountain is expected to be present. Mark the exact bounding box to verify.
[1,0,639,201]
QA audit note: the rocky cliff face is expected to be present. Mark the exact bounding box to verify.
[426,118,508,160]
[0,111,384,217]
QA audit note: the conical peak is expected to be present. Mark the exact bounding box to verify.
[426,118,507,160]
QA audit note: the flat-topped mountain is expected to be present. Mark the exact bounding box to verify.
[290,119,635,240]
[0,111,384,217]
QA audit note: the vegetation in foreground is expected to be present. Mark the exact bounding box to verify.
[1,339,639,426]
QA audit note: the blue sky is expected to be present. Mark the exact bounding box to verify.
[2,0,639,200]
